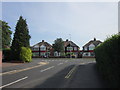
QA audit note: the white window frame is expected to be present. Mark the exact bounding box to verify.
[40,45,46,51]
[74,47,77,51]
[67,47,73,51]
[89,44,95,50]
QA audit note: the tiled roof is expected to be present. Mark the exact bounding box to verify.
[64,40,79,47]
[32,40,52,48]
[83,39,102,47]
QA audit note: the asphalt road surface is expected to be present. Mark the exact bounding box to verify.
[1,58,108,89]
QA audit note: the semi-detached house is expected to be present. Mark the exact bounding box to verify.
[82,38,102,57]
[31,40,52,57]
[31,39,79,58]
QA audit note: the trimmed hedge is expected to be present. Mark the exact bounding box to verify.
[94,34,120,88]
[3,48,11,61]
[20,47,32,62]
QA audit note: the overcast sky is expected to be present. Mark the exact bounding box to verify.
[2,2,118,49]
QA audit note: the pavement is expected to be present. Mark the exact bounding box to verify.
[1,58,109,88]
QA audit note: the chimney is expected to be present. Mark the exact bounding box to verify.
[42,40,44,42]
[94,38,96,41]
[66,39,68,42]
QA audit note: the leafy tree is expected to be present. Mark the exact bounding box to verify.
[11,16,31,60]
[53,38,64,56]
[0,20,12,49]
[20,47,32,62]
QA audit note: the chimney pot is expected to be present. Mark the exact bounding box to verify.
[66,39,68,42]
[94,38,96,41]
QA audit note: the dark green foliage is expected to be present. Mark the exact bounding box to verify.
[0,20,12,49]
[53,38,64,53]
[3,48,11,61]
[20,47,32,62]
[11,16,31,61]
[94,34,120,88]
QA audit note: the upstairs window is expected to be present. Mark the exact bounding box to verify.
[40,45,46,51]
[74,47,77,51]
[89,44,95,50]
[67,47,73,51]
[84,47,88,51]
[33,48,39,51]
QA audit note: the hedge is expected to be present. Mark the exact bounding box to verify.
[3,48,11,61]
[20,47,32,62]
[94,34,120,88]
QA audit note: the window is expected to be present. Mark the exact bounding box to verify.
[40,45,46,51]
[33,52,39,56]
[40,52,45,56]
[67,47,73,51]
[89,44,95,50]
[74,47,77,51]
[84,47,88,51]
[91,52,95,56]
[33,48,39,51]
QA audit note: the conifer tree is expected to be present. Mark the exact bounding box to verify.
[11,16,31,60]
[0,20,12,49]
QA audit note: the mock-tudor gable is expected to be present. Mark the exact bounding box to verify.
[82,38,102,57]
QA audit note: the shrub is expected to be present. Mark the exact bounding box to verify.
[94,34,120,88]
[20,47,32,62]
[3,48,11,61]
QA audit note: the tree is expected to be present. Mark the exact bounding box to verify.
[53,38,64,56]
[11,16,31,60]
[0,20,12,49]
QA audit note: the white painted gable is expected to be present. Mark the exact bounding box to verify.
[89,43,95,48]
[34,45,39,48]
[89,43,95,50]
[40,45,46,48]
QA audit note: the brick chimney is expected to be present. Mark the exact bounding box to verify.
[94,38,96,41]
[66,39,69,42]
[42,40,44,42]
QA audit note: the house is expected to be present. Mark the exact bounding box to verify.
[64,39,80,58]
[82,38,102,57]
[31,40,52,57]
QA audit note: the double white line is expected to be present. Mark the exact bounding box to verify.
[65,65,77,79]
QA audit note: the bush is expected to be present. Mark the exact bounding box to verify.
[94,34,120,88]
[3,48,11,61]
[20,47,32,62]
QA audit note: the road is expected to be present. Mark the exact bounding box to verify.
[1,58,108,88]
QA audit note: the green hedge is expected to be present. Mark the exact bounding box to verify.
[3,48,11,61]
[20,47,32,62]
[94,34,120,88]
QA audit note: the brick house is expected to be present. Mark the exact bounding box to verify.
[64,39,80,57]
[53,39,80,57]
[31,40,52,57]
[82,38,102,57]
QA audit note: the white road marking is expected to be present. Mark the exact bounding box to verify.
[0,76,28,88]
[65,66,77,79]
[0,62,48,76]
[57,63,63,65]
[40,66,55,72]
